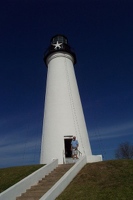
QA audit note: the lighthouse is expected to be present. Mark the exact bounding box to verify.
[40,35,102,164]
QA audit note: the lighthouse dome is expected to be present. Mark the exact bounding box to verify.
[51,35,68,44]
[44,34,76,65]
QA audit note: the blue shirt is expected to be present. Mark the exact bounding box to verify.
[71,140,79,148]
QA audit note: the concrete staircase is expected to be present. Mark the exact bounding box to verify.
[16,164,73,200]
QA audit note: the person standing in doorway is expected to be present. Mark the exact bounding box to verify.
[71,136,79,159]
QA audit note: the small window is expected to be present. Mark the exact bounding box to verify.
[52,35,67,44]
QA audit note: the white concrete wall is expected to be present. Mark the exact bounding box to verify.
[87,155,103,163]
[0,159,58,200]
[40,52,92,164]
[39,156,87,200]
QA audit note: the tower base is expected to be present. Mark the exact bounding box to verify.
[64,154,102,164]
[86,155,103,163]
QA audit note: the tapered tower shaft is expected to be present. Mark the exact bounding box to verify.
[40,35,93,164]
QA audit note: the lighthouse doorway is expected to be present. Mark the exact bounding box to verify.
[64,136,73,158]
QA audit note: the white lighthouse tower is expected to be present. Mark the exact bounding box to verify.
[40,35,102,164]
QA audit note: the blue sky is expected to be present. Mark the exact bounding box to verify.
[0,0,133,168]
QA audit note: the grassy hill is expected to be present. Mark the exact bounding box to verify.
[56,160,133,200]
[0,164,44,193]
[0,160,133,200]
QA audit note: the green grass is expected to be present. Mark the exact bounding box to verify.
[56,160,133,200]
[0,164,44,193]
[0,160,133,200]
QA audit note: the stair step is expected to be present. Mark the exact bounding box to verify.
[16,197,39,200]
[16,164,73,200]
[20,192,44,197]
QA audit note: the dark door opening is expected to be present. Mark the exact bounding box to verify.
[64,139,72,158]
